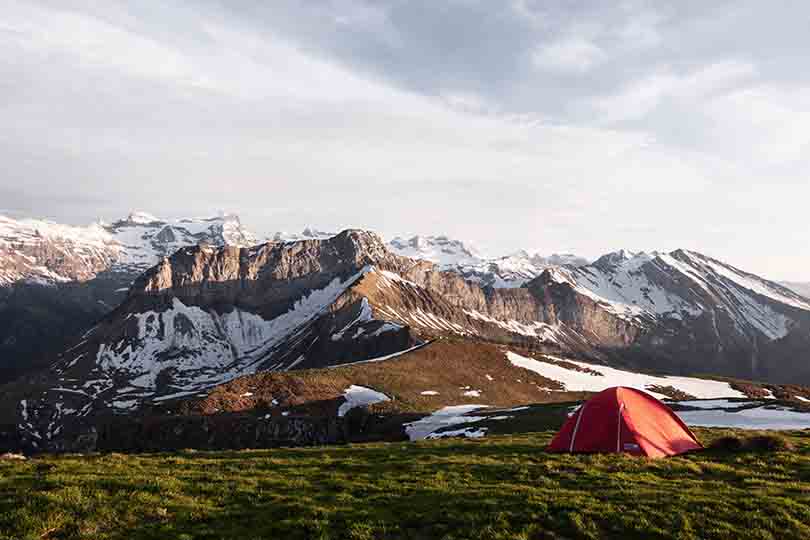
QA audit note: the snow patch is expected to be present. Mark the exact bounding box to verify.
[331,298,374,341]
[337,385,390,417]
[506,352,746,400]
[426,427,487,440]
[404,405,489,441]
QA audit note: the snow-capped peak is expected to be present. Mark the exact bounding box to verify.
[0,215,120,285]
[549,247,810,340]
[660,249,810,312]
[0,215,114,246]
[124,211,162,225]
[593,249,643,269]
[269,227,336,243]
[104,213,257,272]
[301,226,334,239]
[388,234,483,266]
[506,249,532,260]
[535,253,590,268]
[0,212,258,285]
[387,234,590,288]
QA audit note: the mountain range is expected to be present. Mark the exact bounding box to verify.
[0,212,808,452]
[0,212,256,382]
[0,213,588,383]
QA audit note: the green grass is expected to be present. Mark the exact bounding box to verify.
[2,429,809,540]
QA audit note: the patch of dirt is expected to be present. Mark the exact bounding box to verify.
[646,385,696,401]
[730,381,773,399]
[767,384,810,405]
[523,354,603,376]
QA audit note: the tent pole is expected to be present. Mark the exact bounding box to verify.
[569,403,586,452]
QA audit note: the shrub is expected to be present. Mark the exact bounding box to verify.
[744,435,794,452]
[709,434,794,453]
[710,436,744,452]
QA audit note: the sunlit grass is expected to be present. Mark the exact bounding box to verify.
[1,429,808,540]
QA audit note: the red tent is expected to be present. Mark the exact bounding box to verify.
[548,386,702,458]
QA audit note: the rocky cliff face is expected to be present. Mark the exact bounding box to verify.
[0,212,258,385]
[131,230,398,303]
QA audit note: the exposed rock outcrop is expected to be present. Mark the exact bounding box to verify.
[2,229,809,454]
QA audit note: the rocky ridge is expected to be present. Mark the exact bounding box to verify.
[2,229,809,452]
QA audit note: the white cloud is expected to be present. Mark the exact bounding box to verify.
[440,91,493,114]
[2,3,208,90]
[704,86,810,166]
[591,60,757,124]
[617,11,664,50]
[511,0,546,27]
[2,1,810,280]
[533,35,606,73]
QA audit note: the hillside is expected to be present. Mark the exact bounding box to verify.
[2,227,810,454]
[2,428,809,540]
[4,336,809,454]
[178,339,810,416]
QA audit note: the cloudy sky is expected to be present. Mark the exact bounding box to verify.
[2,1,808,280]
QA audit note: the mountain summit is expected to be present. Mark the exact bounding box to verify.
[387,234,588,288]
[0,212,257,285]
[2,228,808,451]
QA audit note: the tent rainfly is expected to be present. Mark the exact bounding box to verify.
[548,386,703,458]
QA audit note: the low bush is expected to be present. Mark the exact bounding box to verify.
[709,434,794,453]
[709,436,744,452]
[744,434,794,452]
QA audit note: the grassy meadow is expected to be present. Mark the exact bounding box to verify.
[2,428,809,540]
